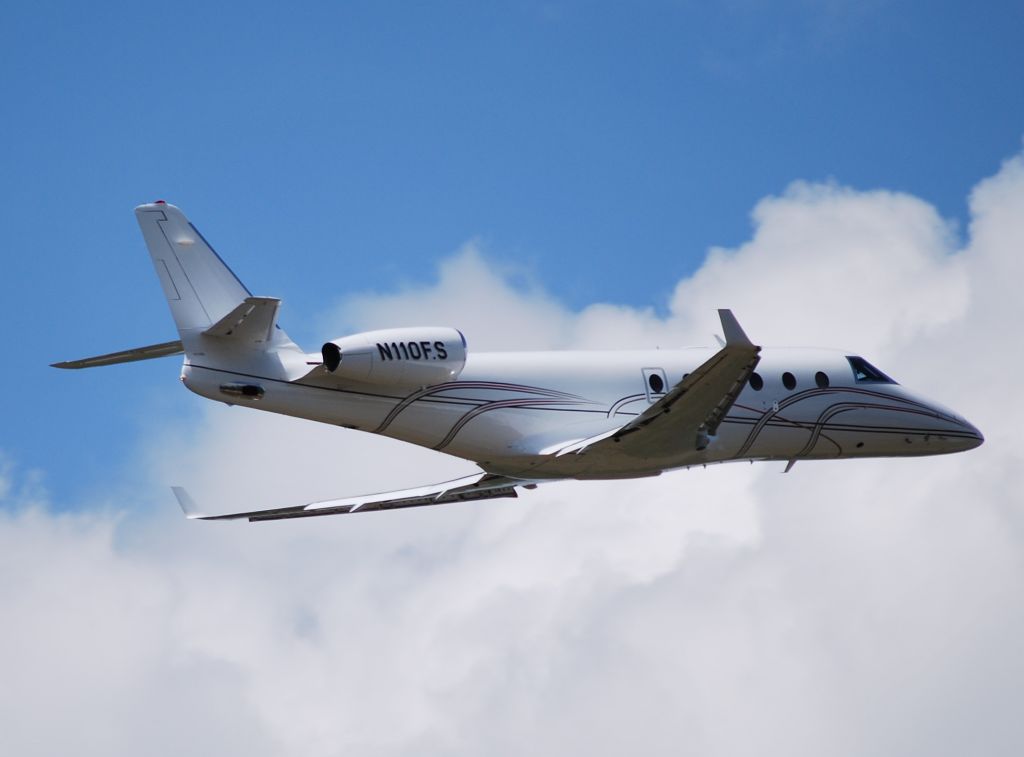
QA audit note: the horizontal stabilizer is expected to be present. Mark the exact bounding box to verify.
[203,296,281,346]
[174,472,537,523]
[51,340,183,369]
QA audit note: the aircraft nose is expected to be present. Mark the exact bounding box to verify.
[929,410,984,452]
[960,420,984,450]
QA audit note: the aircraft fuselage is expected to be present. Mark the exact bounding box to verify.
[180,344,982,480]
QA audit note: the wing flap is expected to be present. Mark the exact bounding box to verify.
[174,472,530,523]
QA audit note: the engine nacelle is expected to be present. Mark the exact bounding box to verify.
[320,327,467,386]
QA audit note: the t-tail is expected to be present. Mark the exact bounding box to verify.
[52,201,301,374]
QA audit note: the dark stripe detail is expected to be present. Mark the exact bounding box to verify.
[433,398,592,451]
[374,380,590,433]
[732,387,958,458]
[607,394,646,418]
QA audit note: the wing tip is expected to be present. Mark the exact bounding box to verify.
[171,486,207,519]
[717,309,755,348]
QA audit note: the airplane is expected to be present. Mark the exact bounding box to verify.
[53,202,984,522]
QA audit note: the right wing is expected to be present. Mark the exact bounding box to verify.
[556,309,761,460]
[51,340,184,369]
[173,472,539,523]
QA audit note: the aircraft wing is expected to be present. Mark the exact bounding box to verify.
[556,310,761,459]
[51,340,184,369]
[172,472,536,522]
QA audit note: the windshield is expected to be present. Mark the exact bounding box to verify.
[846,356,897,384]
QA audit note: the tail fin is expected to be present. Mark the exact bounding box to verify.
[52,203,300,373]
[135,201,252,334]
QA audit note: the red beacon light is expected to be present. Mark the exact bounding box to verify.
[154,199,167,205]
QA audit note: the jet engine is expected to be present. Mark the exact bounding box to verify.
[319,327,467,386]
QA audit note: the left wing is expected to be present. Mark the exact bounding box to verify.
[173,472,537,522]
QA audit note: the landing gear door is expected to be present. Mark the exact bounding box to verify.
[642,367,668,404]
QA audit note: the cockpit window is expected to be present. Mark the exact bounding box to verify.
[846,356,897,384]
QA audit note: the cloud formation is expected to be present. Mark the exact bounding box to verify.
[4,153,1024,756]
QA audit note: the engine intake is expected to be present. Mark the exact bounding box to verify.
[322,342,342,372]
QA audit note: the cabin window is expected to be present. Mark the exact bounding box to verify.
[782,372,797,390]
[846,356,896,384]
[815,371,830,388]
[749,373,764,391]
[642,367,668,403]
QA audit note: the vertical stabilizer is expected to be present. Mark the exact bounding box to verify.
[135,201,251,334]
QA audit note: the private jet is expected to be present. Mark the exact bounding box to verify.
[53,202,984,521]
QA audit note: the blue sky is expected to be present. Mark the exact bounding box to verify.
[3,1,1022,499]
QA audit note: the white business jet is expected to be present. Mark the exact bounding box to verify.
[53,202,983,521]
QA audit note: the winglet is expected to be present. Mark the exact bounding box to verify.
[718,309,754,347]
[171,486,207,519]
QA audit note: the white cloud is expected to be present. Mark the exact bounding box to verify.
[668,181,970,353]
[329,247,576,350]
[4,152,1024,756]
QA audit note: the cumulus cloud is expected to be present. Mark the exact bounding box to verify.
[4,152,1024,756]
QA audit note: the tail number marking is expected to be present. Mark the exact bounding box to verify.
[377,341,450,361]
